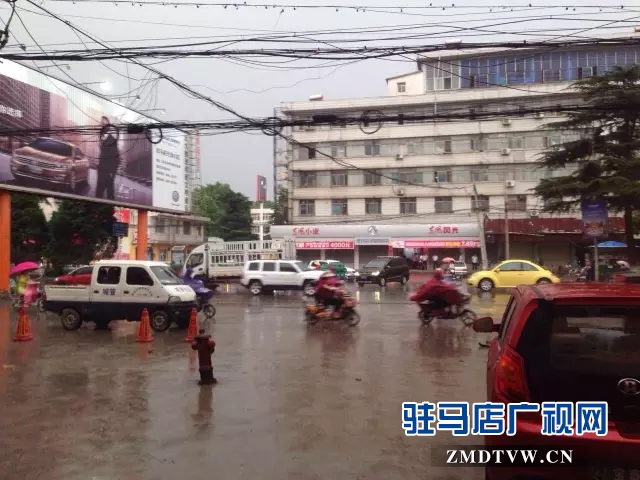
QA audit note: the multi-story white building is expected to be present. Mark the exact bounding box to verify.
[251,205,274,240]
[274,38,634,267]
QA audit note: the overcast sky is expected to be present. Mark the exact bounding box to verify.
[0,0,636,199]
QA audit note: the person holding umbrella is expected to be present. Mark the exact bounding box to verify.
[9,261,40,308]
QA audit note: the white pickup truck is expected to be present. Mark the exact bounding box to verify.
[44,260,197,332]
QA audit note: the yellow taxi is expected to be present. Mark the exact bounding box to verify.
[467,259,560,292]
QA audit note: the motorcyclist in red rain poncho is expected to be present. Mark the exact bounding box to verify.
[314,266,345,317]
[409,268,464,317]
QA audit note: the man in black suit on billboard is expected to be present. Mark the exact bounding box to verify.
[96,116,120,200]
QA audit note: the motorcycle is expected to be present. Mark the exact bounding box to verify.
[304,292,361,327]
[417,294,476,326]
[182,272,217,319]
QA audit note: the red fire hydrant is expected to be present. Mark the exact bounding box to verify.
[191,329,216,385]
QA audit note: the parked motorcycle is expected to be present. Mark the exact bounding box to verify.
[417,294,476,326]
[182,272,217,319]
[304,293,360,327]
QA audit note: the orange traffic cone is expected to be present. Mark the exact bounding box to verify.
[185,308,199,342]
[136,309,154,343]
[13,308,33,342]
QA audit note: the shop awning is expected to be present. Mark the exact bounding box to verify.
[392,240,480,248]
[295,241,354,249]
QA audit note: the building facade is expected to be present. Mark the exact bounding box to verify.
[184,130,203,213]
[278,39,637,267]
[251,205,274,240]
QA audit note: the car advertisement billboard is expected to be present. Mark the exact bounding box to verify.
[0,60,185,212]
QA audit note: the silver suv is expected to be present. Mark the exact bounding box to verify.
[240,259,324,296]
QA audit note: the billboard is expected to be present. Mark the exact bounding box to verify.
[581,198,609,237]
[0,60,185,212]
[256,175,267,201]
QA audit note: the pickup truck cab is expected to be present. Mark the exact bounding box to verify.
[44,260,197,332]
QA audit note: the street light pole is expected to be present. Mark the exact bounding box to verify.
[472,184,489,269]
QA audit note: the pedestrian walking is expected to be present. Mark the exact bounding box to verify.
[431,254,439,270]
[471,254,479,271]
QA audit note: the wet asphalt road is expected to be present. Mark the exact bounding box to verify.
[0,284,511,480]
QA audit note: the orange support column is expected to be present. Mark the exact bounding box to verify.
[136,210,148,261]
[0,190,10,292]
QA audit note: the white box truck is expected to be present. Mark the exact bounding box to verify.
[184,237,296,282]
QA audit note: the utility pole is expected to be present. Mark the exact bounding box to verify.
[504,192,510,260]
[272,107,278,204]
[473,184,489,269]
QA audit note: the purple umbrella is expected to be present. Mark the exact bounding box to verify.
[10,261,40,277]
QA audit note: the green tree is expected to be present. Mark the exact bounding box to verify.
[533,65,640,260]
[10,193,49,263]
[251,200,275,209]
[273,185,289,225]
[47,200,116,272]
[192,183,254,241]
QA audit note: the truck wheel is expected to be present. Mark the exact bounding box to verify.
[249,280,263,295]
[61,308,82,331]
[150,310,171,332]
[302,280,315,296]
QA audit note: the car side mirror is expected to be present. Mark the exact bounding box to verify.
[473,316,499,333]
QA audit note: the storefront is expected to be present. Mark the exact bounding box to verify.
[269,223,480,268]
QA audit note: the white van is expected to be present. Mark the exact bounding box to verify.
[44,260,197,332]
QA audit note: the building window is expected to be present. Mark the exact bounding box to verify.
[471,195,490,212]
[506,194,527,212]
[330,171,348,187]
[307,147,316,159]
[470,138,484,151]
[434,196,453,214]
[364,141,381,156]
[471,168,489,182]
[365,198,382,215]
[393,169,422,185]
[433,170,452,183]
[330,144,347,157]
[542,69,561,83]
[364,170,382,186]
[400,197,417,214]
[508,137,524,149]
[155,217,165,234]
[331,199,348,216]
[442,77,452,90]
[544,135,562,148]
[299,200,315,216]
[183,221,191,235]
[300,172,316,187]
[434,139,452,154]
[397,82,406,93]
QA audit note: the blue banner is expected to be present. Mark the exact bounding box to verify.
[581,199,608,237]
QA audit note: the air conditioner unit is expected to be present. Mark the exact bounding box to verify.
[395,153,404,161]
[505,180,516,188]
[502,118,512,126]
[396,188,406,196]
[501,148,511,156]
[534,112,545,119]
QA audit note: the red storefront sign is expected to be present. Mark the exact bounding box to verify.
[395,240,480,248]
[296,241,354,250]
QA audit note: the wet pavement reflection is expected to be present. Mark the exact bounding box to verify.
[0,284,510,480]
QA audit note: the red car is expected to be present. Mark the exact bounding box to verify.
[474,283,640,480]
[54,265,93,285]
